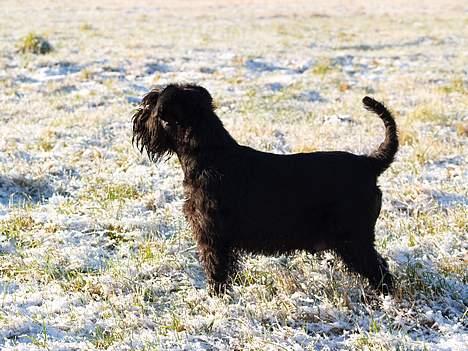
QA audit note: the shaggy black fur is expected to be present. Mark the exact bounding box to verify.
[132,84,398,295]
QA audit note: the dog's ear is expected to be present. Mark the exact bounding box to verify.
[132,88,161,151]
[157,85,214,125]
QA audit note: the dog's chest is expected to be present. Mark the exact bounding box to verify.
[182,181,218,231]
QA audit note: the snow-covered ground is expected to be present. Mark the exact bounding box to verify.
[0,0,466,349]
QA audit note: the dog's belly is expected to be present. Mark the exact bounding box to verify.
[233,228,330,254]
[229,204,336,253]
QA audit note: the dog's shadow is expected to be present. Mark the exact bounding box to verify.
[0,174,54,206]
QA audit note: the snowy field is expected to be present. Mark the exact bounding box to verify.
[0,0,467,349]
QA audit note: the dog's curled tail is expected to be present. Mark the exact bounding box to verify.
[363,96,399,175]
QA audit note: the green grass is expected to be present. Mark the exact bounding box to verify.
[0,213,35,238]
[80,178,140,208]
[17,32,53,54]
[79,23,94,32]
[0,212,40,248]
[407,104,447,124]
[311,59,333,75]
[36,130,57,152]
[91,326,125,349]
[439,78,466,95]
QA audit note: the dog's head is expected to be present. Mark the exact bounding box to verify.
[132,84,215,161]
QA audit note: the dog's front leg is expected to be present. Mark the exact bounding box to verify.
[197,240,233,295]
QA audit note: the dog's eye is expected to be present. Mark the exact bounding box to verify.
[160,117,178,129]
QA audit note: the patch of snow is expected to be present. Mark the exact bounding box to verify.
[296,90,325,102]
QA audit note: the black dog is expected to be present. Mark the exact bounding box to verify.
[132,84,398,295]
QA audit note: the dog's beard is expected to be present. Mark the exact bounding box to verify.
[132,106,174,163]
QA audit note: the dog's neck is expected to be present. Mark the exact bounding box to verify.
[174,112,237,179]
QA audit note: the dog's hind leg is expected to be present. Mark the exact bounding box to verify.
[336,242,394,295]
[198,242,237,295]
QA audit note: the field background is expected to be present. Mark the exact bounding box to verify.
[0,1,467,350]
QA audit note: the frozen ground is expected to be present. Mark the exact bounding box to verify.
[0,0,467,350]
